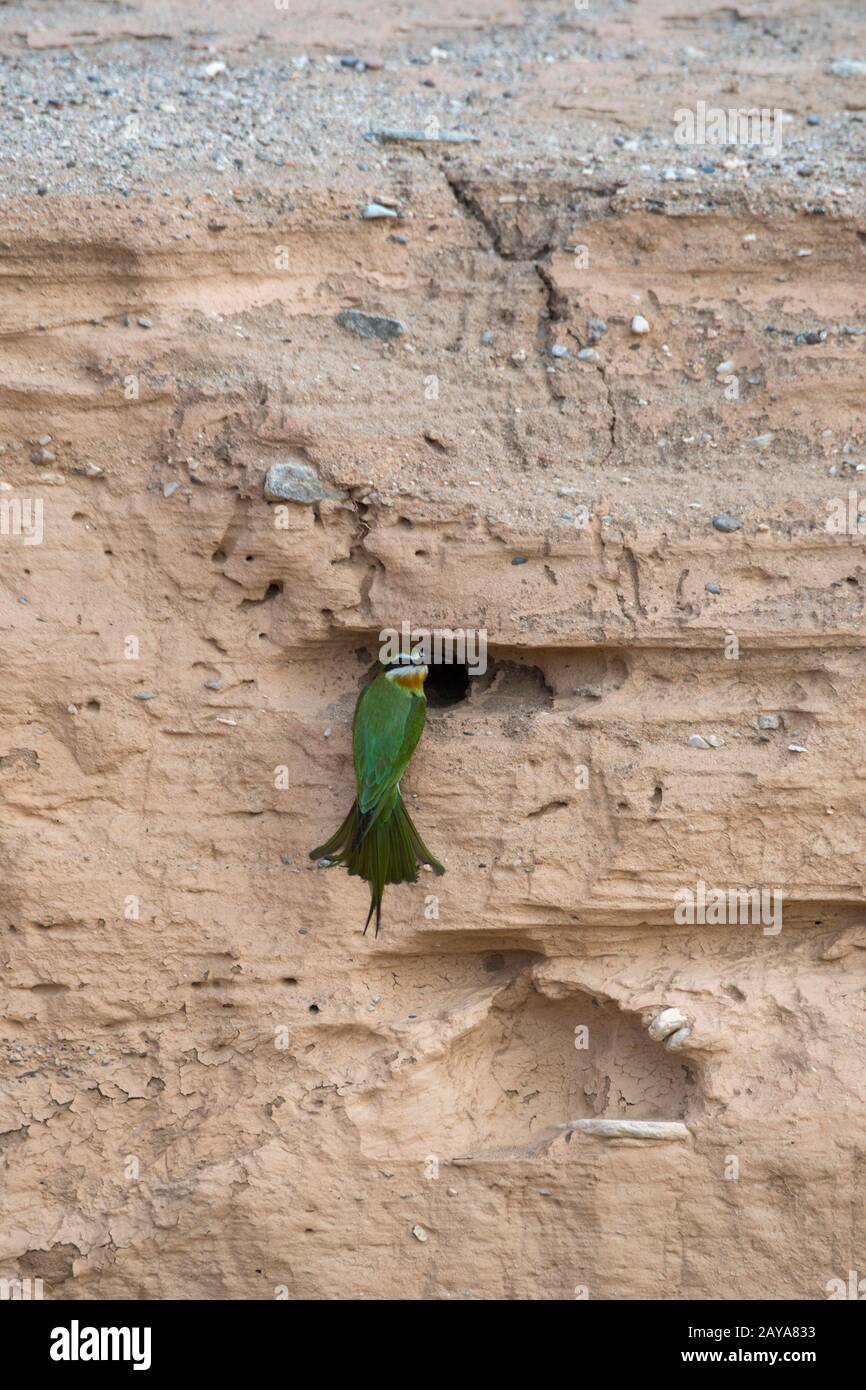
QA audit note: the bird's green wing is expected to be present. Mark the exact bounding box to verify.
[353,674,426,814]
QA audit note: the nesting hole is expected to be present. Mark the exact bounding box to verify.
[425,660,470,708]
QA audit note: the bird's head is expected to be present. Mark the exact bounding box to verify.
[383,652,429,692]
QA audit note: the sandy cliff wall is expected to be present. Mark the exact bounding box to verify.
[1,0,865,1299]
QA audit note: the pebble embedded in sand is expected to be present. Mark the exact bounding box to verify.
[563,1119,690,1141]
[648,1007,689,1041]
[371,127,479,144]
[336,308,405,340]
[630,315,650,334]
[264,461,346,503]
[712,514,743,532]
[829,57,866,77]
[362,203,398,219]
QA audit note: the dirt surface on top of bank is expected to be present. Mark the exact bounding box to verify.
[0,0,864,206]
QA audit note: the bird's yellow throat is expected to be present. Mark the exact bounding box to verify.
[385,664,429,691]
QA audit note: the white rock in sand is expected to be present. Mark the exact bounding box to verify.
[648,1007,689,1042]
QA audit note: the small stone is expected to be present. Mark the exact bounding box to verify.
[794,328,826,345]
[511,555,528,566]
[704,582,721,594]
[204,680,222,691]
[480,330,494,344]
[133,690,159,700]
[716,361,734,374]
[758,714,780,730]
[648,1008,688,1042]
[412,1225,428,1242]
[587,317,608,342]
[807,114,821,126]
[30,446,55,464]
[200,60,226,79]
[688,734,711,748]
[550,343,570,358]
[336,309,405,340]
[207,220,227,232]
[370,127,479,145]
[137,316,153,329]
[163,481,179,497]
[829,58,866,77]
[788,743,809,754]
[577,347,598,362]
[712,514,742,532]
[264,461,346,504]
[706,735,724,748]
[747,433,774,446]
[362,203,398,219]
[39,472,65,486]
[631,315,650,335]
[510,348,527,366]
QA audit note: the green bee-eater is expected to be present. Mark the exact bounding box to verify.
[309,654,445,936]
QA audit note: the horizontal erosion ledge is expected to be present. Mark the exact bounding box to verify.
[294,632,866,651]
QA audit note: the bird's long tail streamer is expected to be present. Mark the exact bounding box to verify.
[310,792,444,936]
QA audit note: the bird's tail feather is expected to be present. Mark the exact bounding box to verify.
[310,791,444,936]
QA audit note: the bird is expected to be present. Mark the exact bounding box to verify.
[309,653,445,936]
